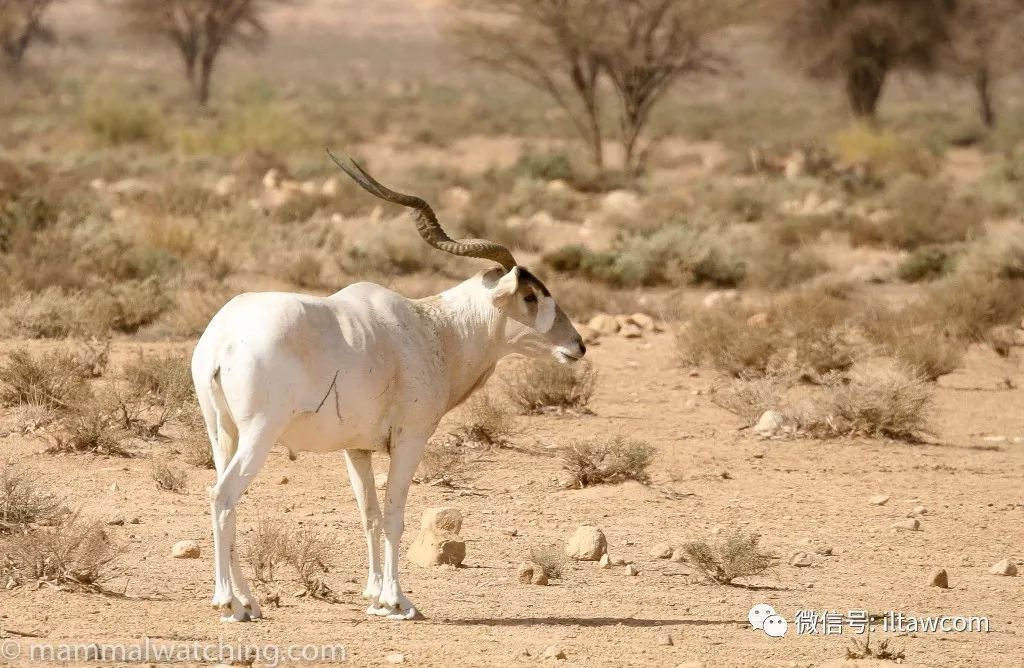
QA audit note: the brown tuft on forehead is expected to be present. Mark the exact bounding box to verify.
[516,267,550,296]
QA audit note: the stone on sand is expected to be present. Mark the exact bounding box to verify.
[565,525,607,561]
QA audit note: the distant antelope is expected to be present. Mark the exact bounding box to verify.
[191,151,586,621]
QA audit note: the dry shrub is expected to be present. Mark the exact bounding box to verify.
[560,437,655,488]
[151,460,188,493]
[817,361,932,440]
[123,351,195,410]
[549,278,647,321]
[159,283,233,338]
[711,370,795,426]
[284,529,337,599]
[917,272,1024,340]
[0,467,64,533]
[1,514,119,591]
[182,430,215,469]
[677,307,779,377]
[0,348,92,410]
[859,305,962,380]
[242,518,335,598]
[417,438,468,486]
[43,406,132,457]
[847,636,906,661]
[877,176,978,250]
[506,359,596,414]
[450,393,514,448]
[683,531,773,585]
[243,516,288,583]
[529,544,566,579]
[897,247,954,283]
[958,221,1024,280]
[832,124,937,180]
[744,244,829,290]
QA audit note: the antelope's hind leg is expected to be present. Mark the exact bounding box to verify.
[344,450,384,605]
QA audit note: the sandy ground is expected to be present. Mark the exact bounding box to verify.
[1,333,1022,668]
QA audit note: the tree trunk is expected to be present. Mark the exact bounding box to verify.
[974,67,996,128]
[845,64,886,122]
[197,50,215,106]
[584,108,604,169]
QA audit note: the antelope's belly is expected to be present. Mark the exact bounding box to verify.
[279,408,388,453]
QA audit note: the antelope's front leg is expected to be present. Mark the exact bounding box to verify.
[368,430,426,620]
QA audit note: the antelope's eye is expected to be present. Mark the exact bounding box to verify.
[524,293,537,304]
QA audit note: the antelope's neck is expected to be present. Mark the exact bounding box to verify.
[417,284,507,411]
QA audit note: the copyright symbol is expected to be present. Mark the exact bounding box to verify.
[0,640,20,660]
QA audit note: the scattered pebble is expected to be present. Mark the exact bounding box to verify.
[657,634,674,646]
[385,653,405,664]
[869,495,890,506]
[670,548,688,563]
[814,545,833,556]
[531,570,549,586]
[649,542,673,559]
[542,646,566,660]
[625,564,639,576]
[892,518,921,531]
[790,552,813,568]
[501,527,518,537]
[926,568,949,588]
[754,410,786,437]
[171,540,200,559]
[277,476,289,485]
[599,554,612,570]
[518,563,534,584]
[989,559,1018,576]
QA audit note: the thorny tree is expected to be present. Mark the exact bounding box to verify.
[0,0,58,75]
[452,0,742,174]
[120,0,287,105]
[779,0,956,122]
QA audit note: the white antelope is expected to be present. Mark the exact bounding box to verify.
[191,151,587,621]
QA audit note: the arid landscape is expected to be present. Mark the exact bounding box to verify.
[2,1,1024,667]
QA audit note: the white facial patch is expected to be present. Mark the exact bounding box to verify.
[535,295,556,333]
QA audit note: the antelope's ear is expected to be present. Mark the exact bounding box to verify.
[489,266,520,305]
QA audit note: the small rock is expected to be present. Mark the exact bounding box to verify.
[542,645,567,660]
[625,564,639,576]
[989,558,1018,576]
[746,312,769,327]
[501,527,518,537]
[277,476,289,485]
[171,540,200,559]
[599,554,612,569]
[421,507,463,534]
[674,662,705,668]
[374,473,388,490]
[814,545,833,556]
[629,313,656,331]
[518,563,535,584]
[790,552,813,567]
[926,568,949,588]
[657,634,674,646]
[107,518,125,526]
[385,653,405,664]
[702,289,739,309]
[670,548,687,563]
[620,323,643,338]
[869,495,890,506]
[649,542,673,559]
[110,482,120,492]
[531,570,549,586]
[909,505,927,516]
[588,313,620,336]
[407,530,466,567]
[754,410,786,437]
[565,525,608,561]
[892,518,921,531]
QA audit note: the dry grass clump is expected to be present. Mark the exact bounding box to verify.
[916,272,1024,341]
[874,176,978,250]
[816,361,933,440]
[0,467,65,533]
[242,517,336,599]
[832,124,938,180]
[897,246,954,283]
[1,514,119,591]
[182,431,215,469]
[560,437,656,488]
[506,359,596,414]
[683,531,773,585]
[450,393,515,448]
[744,244,829,290]
[0,348,92,410]
[417,438,468,486]
[528,544,566,579]
[151,460,188,493]
[123,352,195,409]
[43,407,132,457]
[847,636,906,662]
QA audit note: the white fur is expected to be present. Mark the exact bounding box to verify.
[191,270,581,622]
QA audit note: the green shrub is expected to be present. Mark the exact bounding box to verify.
[511,151,573,182]
[85,93,164,146]
[897,247,954,283]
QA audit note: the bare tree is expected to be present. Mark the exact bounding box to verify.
[120,0,286,105]
[452,0,609,168]
[946,0,1024,128]
[779,0,955,122]
[0,0,58,75]
[595,0,740,173]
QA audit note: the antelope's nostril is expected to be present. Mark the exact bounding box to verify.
[577,342,587,357]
